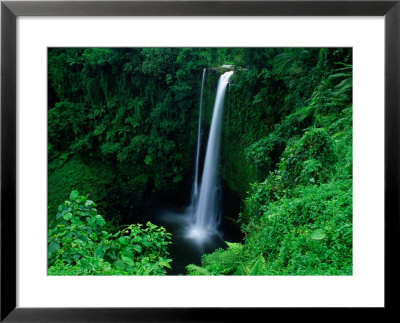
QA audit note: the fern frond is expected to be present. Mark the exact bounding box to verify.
[186,264,211,276]
[249,255,267,275]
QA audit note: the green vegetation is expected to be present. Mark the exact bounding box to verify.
[48,190,172,275]
[48,48,352,275]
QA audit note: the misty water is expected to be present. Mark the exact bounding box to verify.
[155,70,240,275]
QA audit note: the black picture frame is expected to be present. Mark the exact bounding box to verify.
[1,0,399,321]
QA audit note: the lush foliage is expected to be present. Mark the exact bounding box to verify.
[48,48,352,275]
[48,191,172,275]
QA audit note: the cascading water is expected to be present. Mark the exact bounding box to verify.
[155,69,239,273]
[191,68,206,208]
[188,70,234,242]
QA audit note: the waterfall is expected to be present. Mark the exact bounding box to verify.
[192,68,206,205]
[188,71,234,242]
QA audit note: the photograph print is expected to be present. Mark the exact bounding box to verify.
[48,48,352,276]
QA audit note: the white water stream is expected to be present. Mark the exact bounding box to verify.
[187,71,234,242]
[191,68,206,206]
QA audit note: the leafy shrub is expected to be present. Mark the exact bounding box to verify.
[48,257,128,276]
[48,158,115,228]
[185,264,212,276]
[235,255,268,275]
[186,242,271,276]
[278,127,337,186]
[245,137,274,175]
[48,190,107,266]
[102,222,172,275]
[186,242,244,275]
[48,191,172,275]
[242,179,352,275]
